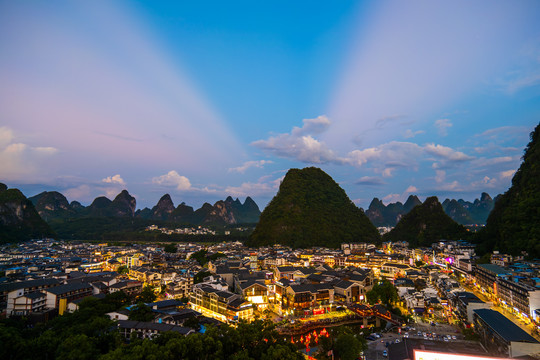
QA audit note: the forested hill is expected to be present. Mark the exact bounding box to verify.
[247,167,380,248]
[477,123,540,257]
[0,183,55,243]
[383,196,468,247]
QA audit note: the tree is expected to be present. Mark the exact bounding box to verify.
[136,285,157,303]
[117,265,129,275]
[128,303,155,322]
[164,243,177,253]
[366,280,398,307]
[190,249,208,266]
[334,333,366,360]
[194,271,212,284]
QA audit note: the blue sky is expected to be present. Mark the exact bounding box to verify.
[1,0,539,210]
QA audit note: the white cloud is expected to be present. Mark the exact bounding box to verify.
[291,115,331,136]
[356,176,385,186]
[151,171,191,191]
[0,127,58,182]
[347,141,423,168]
[225,175,283,197]
[252,115,347,164]
[405,185,418,193]
[228,160,273,174]
[500,169,516,180]
[434,119,452,136]
[506,71,540,93]
[403,129,425,139]
[102,174,126,186]
[382,193,401,203]
[435,170,446,183]
[424,143,474,162]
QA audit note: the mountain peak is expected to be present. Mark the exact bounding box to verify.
[249,167,379,248]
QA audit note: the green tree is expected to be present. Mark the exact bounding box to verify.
[194,271,212,284]
[136,285,157,303]
[117,265,129,275]
[190,249,209,266]
[164,243,177,253]
[366,280,398,307]
[128,303,155,322]
[334,333,366,360]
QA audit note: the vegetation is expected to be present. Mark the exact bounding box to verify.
[194,271,212,284]
[476,123,540,257]
[189,249,226,266]
[136,286,157,303]
[116,265,129,275]
[0,185,55,243]
[317,326,367,360]
[366,280,398,307]
[366,195,422,227]
[0,293,303,360]
[383,196,469,247]
[248,167,380,249]
[163,243,177,253]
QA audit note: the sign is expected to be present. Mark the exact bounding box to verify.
[414,350,507,360]
[313,308,325,315]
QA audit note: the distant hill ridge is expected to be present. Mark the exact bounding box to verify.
[383,196,469,247]
[248,167,380,249]
[366,192,495,227]
[29,190,261,226]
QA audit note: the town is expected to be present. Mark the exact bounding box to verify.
[2,238,540,359]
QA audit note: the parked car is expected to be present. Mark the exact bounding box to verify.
[382,350,388,357]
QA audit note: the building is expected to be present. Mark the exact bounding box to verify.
[450,291,491,324]
[189,286,253,323]
[474,264,509,295]
[6,291,47,317]
[284,283,335,315]
[44,282,93,314]
[473,308,540,358]
[496,276,540,321]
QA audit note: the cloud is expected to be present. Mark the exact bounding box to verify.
[434,119,452,136]
[347,141,423,168]
[291,115,331,136]
[404,129,425,139]
[405,185,418,193]
[102,174,126,186]
[225,175,283,197]
[228,160,273,173]
[252,115,344,164]
[435,170,446,183]
[500,169,516,180]
[0,126,58,182]
[355,176,385,186]
[476,126,530,140]
[151,171,192,191]
[424,143,474,162]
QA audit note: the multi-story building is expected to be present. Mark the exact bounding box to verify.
[6,291,47,317]
[496,276,540,320]
[284,283,334,315]
[189,286,253,323]
[44,282,93,314]
[474,263,510,295]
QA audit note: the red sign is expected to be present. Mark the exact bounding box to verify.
[313,308,325,315]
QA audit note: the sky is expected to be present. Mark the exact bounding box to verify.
[1,0,540,211]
